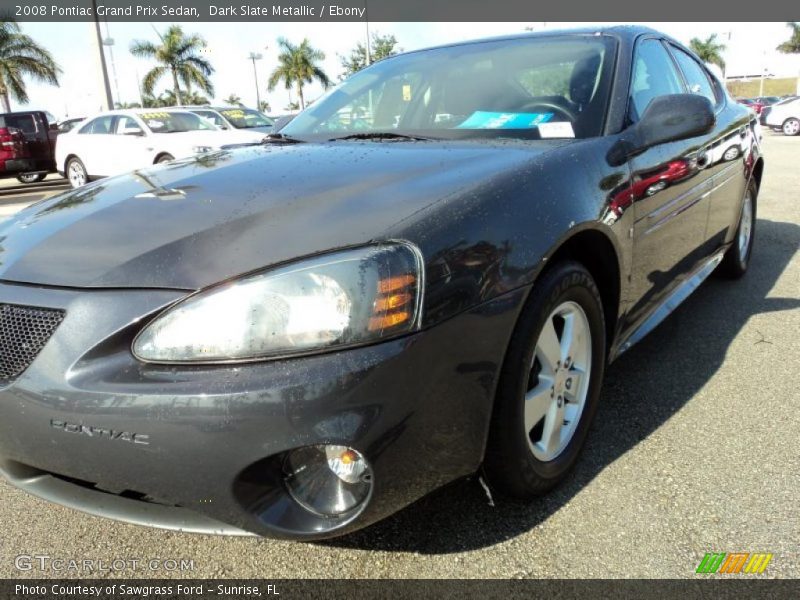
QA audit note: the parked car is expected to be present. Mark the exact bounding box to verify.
[188,106,275,134]
[0,26,762,540]
[763,96,800,135]
[0,111,57,183]
[752,96,782,125]
[55,108,266,188]
[272,113,297,131]
[737,97,765,114]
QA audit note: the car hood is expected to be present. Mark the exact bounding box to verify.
[0,140,562,290]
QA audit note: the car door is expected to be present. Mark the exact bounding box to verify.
[625,37,716,325]
[103,115,153,177]
[666,43,748,251]
[74,115,116,176]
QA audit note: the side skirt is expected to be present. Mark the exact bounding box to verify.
[613,248,727,359]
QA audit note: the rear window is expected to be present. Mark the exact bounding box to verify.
[5,114,38,134]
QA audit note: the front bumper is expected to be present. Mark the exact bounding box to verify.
[0,281,527,539]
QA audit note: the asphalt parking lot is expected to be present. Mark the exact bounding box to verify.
[0,174,69,220]
[1,132,798,579]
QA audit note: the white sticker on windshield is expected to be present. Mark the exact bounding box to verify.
[538,122,575,139]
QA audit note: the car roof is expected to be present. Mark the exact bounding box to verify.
[399,25,666,57]
[90,108,200,116]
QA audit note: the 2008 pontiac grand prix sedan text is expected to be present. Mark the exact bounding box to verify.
[0,27,762,540]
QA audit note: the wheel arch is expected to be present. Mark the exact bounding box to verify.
[536,226,623,356]
[63,153,80,172]
[153,152,173,164]
[752,156,765,192]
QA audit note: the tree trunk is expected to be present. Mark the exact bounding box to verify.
[297,82,304,110]
[172,68,182,106]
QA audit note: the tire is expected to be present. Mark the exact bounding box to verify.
[484,260,606,499]
[719,179,757,279]
[16,172,46,184]
[782,118,800,136]
[156,153,174,164]
[66,157,88,188]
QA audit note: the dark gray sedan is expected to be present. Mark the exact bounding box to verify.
[0,26,762,540]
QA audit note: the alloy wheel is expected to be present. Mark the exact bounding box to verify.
[67,160,86,188]
[525,301,592,462]
[738,190,754,260]
[783,119,800,136]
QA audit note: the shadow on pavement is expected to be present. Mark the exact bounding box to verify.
[324,218,799,553]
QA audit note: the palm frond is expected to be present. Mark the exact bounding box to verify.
[141,65,167,95]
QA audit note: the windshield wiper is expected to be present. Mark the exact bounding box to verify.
[328,132,436,142]
[262,132,305,144]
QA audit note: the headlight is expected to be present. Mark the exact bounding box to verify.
[132,243,423,363]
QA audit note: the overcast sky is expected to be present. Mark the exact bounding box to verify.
[13,21,800,120]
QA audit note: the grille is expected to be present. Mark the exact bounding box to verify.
[0,303,65,383]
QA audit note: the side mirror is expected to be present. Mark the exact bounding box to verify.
[49,122,59,131]
[607,94,715,166]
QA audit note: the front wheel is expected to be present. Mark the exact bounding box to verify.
[782,118,800,136]
[16,172,46,184]
[66,157,87,188]
[484,260,606,499]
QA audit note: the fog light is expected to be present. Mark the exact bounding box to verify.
[283,445,372,517]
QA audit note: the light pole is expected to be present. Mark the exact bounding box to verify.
[102,28,121,108]
[248,52,263,108]
[363,1,371,66]
[90,0,113,110]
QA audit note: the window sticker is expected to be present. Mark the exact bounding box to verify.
[456,111,554,129]
[402,84,412,102]
[140,112,170,119]
[538,121,575,138]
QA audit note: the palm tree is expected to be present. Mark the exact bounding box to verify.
[130,25,214,106]
[268,37,331,110]
[689,34,727,72]
[0,20,61,112]
[777,22,800,55]
[223,93,242,106]
[258,100,271,113]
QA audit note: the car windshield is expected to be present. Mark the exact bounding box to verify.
[139,111,216,134]
[283,35,617,141]
[218,108,274,128]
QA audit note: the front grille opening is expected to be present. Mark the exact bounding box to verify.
[47,470,178,507]
[0,303,64,383]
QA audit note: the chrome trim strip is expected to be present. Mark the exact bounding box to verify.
[617,249,726,355]
[643,180,709,223]
[644,190,709,236]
